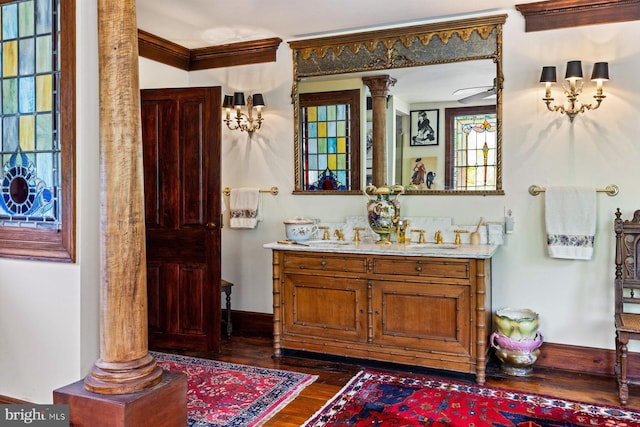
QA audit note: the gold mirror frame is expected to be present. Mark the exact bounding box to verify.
[290,14,507,195]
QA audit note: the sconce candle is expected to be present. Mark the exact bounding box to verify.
[539,60,609,122]
[222,91,265,134]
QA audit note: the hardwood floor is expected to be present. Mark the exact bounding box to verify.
[173,331,640,426]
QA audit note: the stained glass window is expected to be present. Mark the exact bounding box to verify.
[0,0,73,262]
[299,90,361,192]
[446,106,497,191]
[0,0,59,228]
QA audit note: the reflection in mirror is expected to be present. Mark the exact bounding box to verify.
[290,15,506,195]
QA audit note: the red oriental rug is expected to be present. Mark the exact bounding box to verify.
[303,370,640,427]
[151,351,316,427]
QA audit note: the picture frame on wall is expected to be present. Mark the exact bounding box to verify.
[410,109,439,146]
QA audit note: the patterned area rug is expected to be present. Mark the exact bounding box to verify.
[303,370,640,427]
[152,351,316,427]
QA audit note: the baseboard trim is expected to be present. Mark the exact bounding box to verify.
[536,341,640,377]
[230,310,638,377]
[2,313,634,404]
[230,310,273,337]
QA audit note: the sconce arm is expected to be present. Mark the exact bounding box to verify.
[540,66,608,123]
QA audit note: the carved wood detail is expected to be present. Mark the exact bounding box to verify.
[516,0,640,32]
[137,30,282,70]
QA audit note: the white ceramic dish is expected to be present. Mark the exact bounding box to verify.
[283,217,317,242]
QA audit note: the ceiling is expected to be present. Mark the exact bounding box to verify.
[136,0,518,48]
[135,0,518,103]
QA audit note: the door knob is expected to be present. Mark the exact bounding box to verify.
[206,222,217,229]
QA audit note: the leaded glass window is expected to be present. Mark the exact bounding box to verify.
[298,90,361,193]
[0,0,58,228]
[445,106,497,192]
[0,0,74,262]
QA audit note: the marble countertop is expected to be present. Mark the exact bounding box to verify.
[264,240,499,259]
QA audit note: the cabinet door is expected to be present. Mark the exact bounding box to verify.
[372,280,472,356]
[283,274,367,342]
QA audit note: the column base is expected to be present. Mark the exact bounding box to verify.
[53,371,187,427]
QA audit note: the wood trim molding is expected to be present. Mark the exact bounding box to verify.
[536,342,640,377]
[0,395,29,404]
[230,310,274,337]
[137,30,281,70]
[516,0,640,32]
[138,29,190,70]
[190,38,282,70]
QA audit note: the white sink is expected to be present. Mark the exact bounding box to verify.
[406,243,458,249]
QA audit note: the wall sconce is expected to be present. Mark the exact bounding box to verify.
[222,92,265,134]
[540,60,609,122]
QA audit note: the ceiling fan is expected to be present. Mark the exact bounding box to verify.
[454,78,496,104]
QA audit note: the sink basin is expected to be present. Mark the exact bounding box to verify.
[306,240,352,245]
[406,243,458,250]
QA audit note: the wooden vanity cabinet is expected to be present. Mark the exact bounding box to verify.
[271,249,492,384]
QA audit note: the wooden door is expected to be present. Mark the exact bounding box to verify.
[141,87,221,352]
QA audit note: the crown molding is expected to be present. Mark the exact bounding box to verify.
[138,29,190,70]
[516,0,640,32]
[137,30,282,70]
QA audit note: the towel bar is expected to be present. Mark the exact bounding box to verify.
[528,184,619,196]
[222,186,279,197]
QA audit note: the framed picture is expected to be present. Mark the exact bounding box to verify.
[410,109,439,146]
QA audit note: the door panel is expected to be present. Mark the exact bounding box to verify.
[372,280,472,356]
[141,87,221,352]
[283,273,368,342]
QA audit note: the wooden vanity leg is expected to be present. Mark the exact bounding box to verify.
[272,250,282,357]
[475,259,489,385]
[367,280,373,344]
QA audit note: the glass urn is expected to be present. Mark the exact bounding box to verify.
[365,184,403,244]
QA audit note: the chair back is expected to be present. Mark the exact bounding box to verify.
[614,209,640,315]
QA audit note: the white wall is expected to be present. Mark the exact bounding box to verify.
[141,8,640,351]
[2,2,640,403]
[0,1,100,403]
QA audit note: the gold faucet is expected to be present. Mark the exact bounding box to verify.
[318,226,330,240]
[434,230,443,244]
[353,227,364,242]
[412,229,426,244]
[334,229,344,241]
[453,229,469,245]
[396,219,409,243]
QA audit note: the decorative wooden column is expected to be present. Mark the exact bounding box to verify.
[83,0,161,394]
[54,0,187,425]
[362,75,396,187]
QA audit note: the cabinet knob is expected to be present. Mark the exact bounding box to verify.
[320,260,327,267]
[415,266,422,272]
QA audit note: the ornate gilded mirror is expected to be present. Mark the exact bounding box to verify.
[290,14,506,195]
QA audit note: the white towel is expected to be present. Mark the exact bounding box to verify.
[545,186,596,260]
[230,188,259,229]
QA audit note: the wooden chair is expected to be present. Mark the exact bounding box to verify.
[614,208,640,405]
